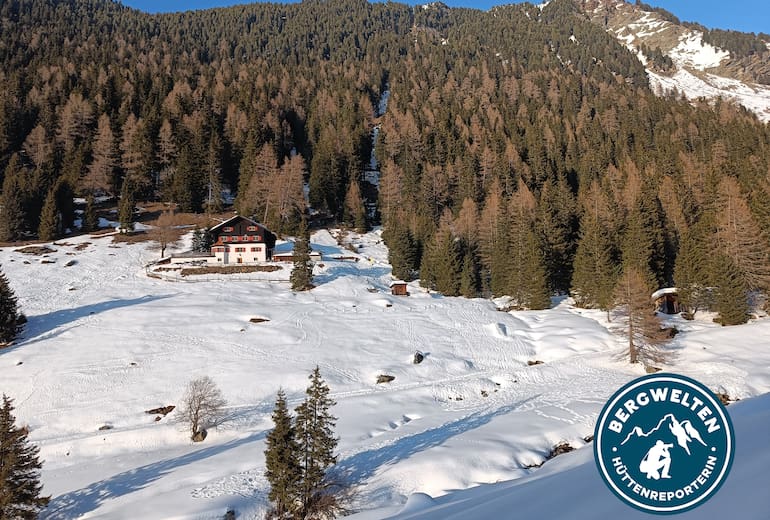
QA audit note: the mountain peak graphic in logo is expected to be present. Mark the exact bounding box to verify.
[594,374,735,514]
[621,413,708,456]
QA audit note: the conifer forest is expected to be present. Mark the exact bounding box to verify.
[1,0,769,321]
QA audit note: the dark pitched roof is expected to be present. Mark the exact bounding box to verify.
[209,214,263,233]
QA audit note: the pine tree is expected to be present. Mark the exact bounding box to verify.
[0,395,50,519]
[0,268,23,345]
[117,177,135,233]
[291,220,314,291]
[294,367,339,519]
[265,390,302,519]
[613,267,668,366]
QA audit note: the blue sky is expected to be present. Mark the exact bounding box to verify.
[122,0,769,35]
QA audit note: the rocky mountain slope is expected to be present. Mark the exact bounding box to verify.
[577,0,770,122]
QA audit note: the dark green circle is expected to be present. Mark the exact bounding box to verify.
[594,373,735,514]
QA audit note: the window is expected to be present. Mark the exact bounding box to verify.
[232,236,240,242]
[251,247,261,252]
[255,235,262,241]
[235,247,246,252]
[243,235,249,241]
[223,226,234,232]
[247,226,257,232]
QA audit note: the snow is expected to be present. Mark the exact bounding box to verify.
[648,69,770,122]
[669,32,729,71]
[651,287,677,300]
[1,230,770,519]
[598,2,770,122]
[351,392,770,519]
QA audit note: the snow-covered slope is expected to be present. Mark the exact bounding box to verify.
[350,393,770,519]
[2,229,769,518]
[582,0,770,122]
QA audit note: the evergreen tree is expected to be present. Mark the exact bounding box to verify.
[37,187,60,241]
[0,267,23,345]
[460,246,480,298]
[712,254,750,326]
[673,221,712,316]
[117,177,135,233]
[82,194,99,233]
[0,155,26,242]
[623,186,670,288]
[294,367,339,519]
[191,228,213,252]
[613,267,668,366]
[535,178,577,293]
[383,220,419,282]
[505,184,551,310]
[265,389,302,519]
[290,220,313,291]
[0,395,50,519]
[419,217,460,296]
[571,213,618,319]
[506,224,551,310]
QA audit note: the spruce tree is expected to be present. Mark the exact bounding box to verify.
[459,246,480,298]
[265,390,302,519]
[294,367,339,518]
[505,185,551,310]
[0,395,50,519]
[37,187,60,241]
[191,228,213,253]
[291,220,313,291]
[571,214,618,319]
[82,194,99,233]
[0,155,26,242]
[383,221,418,282]
[673,221,712,316]
[712,254,750,326]
[117,177,135,233]
[419,218,460,296]
[0,267,23,345]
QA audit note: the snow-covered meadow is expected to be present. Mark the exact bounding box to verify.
[1,228,769,519]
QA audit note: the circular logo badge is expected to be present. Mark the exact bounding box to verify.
[594,373,734,514]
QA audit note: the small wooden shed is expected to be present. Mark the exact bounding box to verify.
[390,280,409,296]
[652,287,681,314]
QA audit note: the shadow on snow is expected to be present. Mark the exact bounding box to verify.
[336,396,540,486]
[10,294,177,349]
[40,431,266,519]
